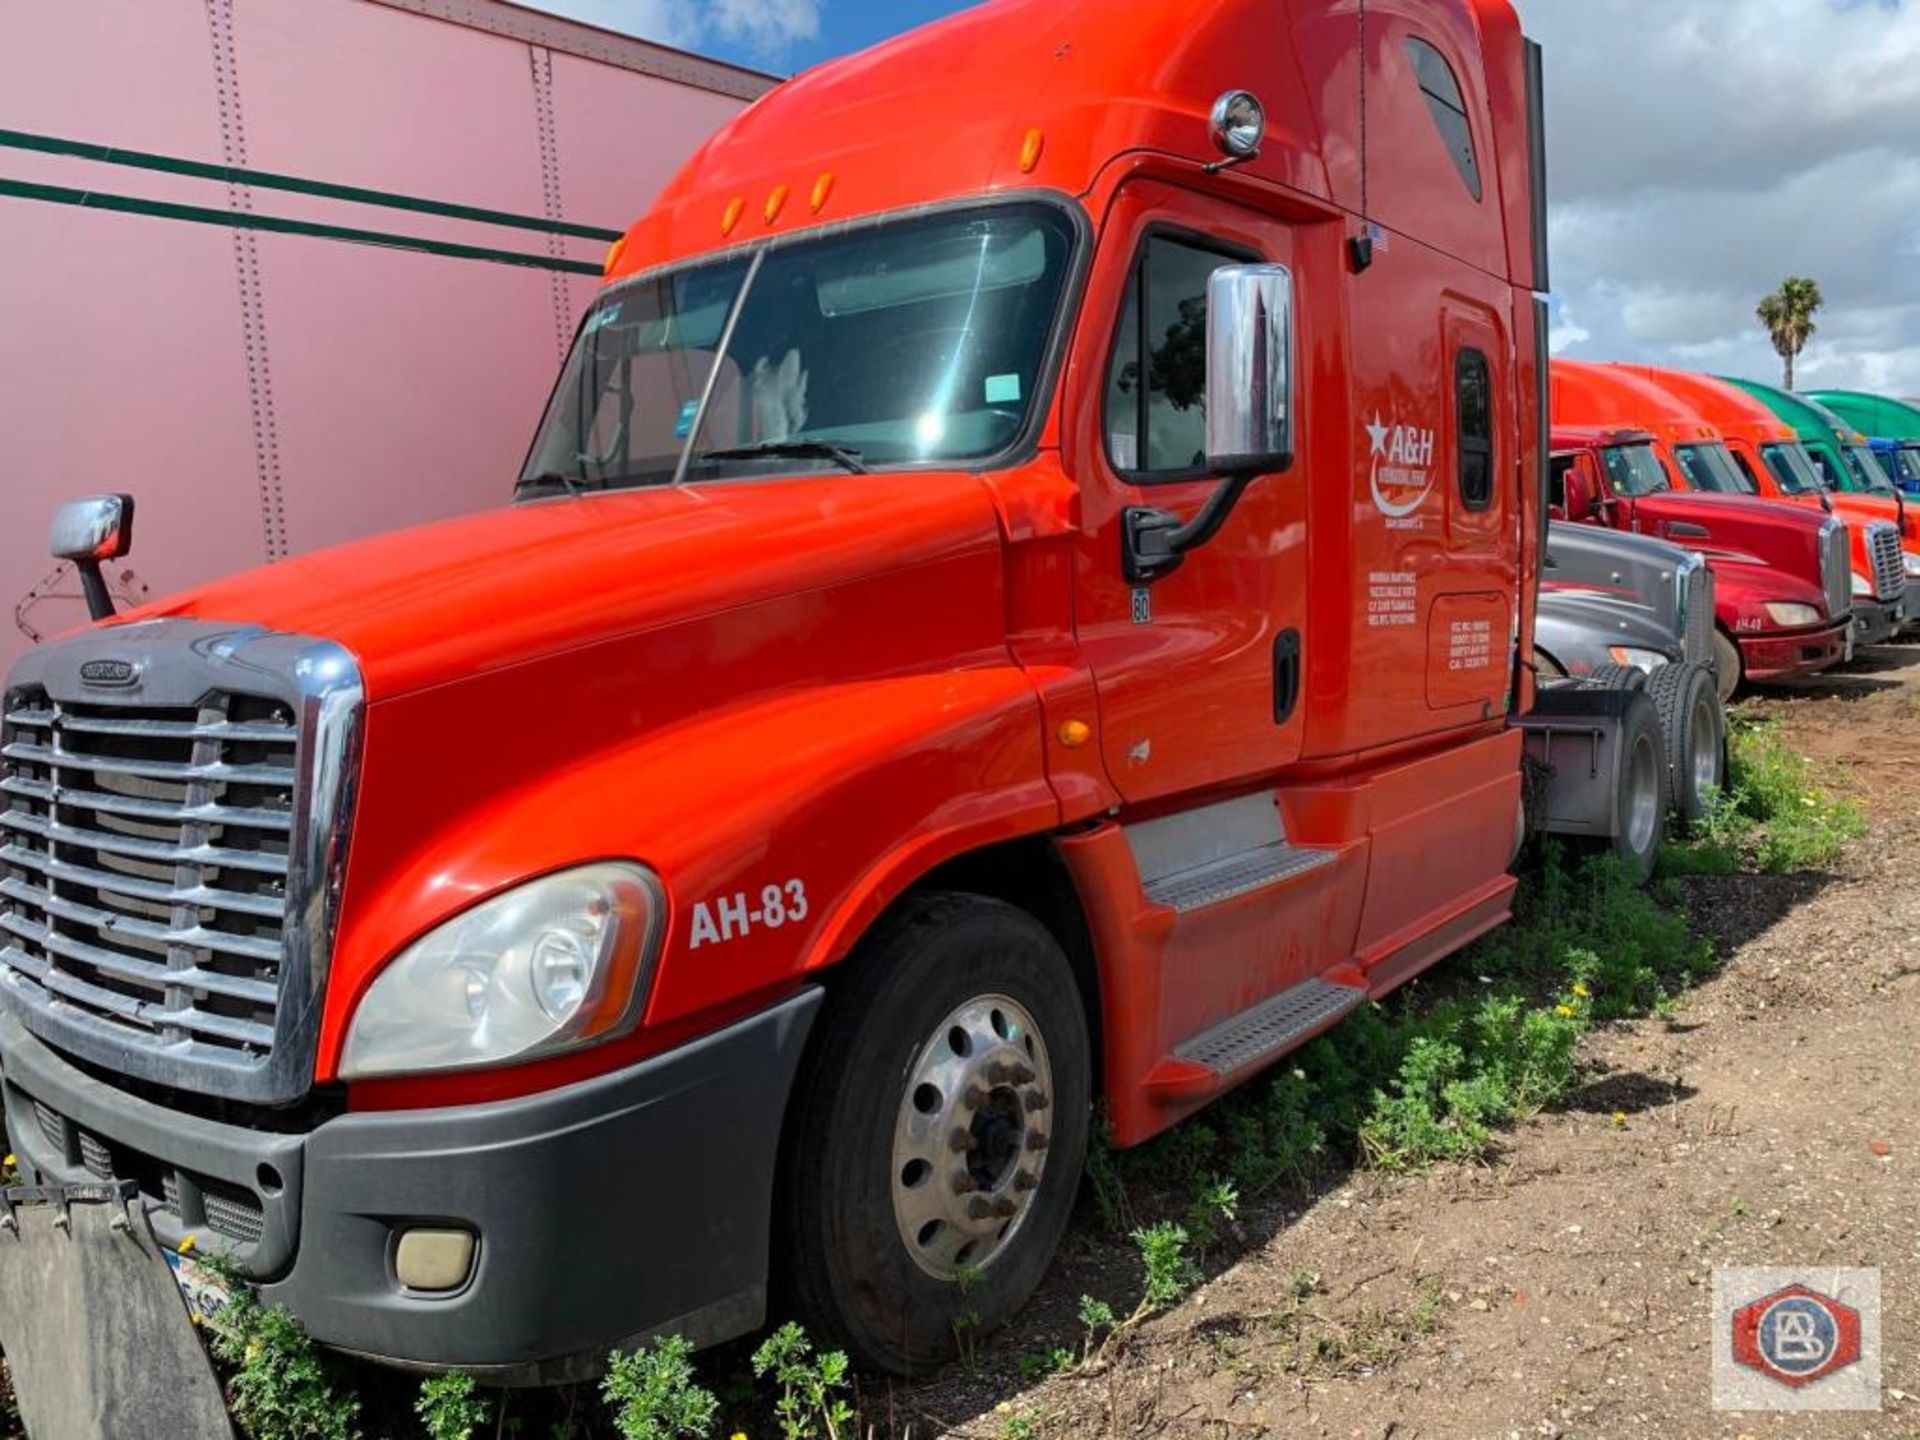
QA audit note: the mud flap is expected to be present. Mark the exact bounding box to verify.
[0,1183,233,1440]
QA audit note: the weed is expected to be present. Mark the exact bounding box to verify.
[205,1287,361,1440]
[601,1335,718,1440]
[1663,721,1865,875]
[750,1322,855,1440]
[416,1372,491,1440]
[1134,1221,1197,1310]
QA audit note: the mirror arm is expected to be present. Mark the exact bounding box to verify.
[75,562,116,622]
[1122,470,1259,584]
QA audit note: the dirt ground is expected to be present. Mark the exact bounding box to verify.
[881,645,1920,1440]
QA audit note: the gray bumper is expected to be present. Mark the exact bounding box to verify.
[0,990,821,1380]
[1901,586,1920,634]
[1852,598,1901,649]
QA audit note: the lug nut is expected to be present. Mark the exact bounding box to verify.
[947,1128,973,1153]
[963,1085,989,1109]
[1026,1133,1050,1153]
[1014,1171,1039,1192]
[1024,1091,1050,1112]
[992,1196,1018,1219]
[985,1062,1012,1084]
[950,1173,977,1195]
[1010,1064,1036,1085]
[967,1196,994,1221]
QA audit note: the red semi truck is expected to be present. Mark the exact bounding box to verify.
[1,0,1672,1380]
[1548,427,1851,696]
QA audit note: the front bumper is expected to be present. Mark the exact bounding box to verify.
[1901,585,1920,635]
[0,990,821,1380]
[1736,619,1850,685]
[1851,597,1902,649]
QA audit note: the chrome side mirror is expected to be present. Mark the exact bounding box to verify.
[1205,264,1294,476]
[49,494,135,620]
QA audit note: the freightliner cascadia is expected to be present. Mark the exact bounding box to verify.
[0,0,1676,1379]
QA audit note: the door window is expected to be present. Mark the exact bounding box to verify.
[1106,234,1249,478]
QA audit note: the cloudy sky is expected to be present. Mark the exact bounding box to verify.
[532,0,1920,396]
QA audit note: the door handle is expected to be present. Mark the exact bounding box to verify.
[1273,628,1302,724]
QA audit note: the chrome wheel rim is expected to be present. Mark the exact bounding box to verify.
[1627,733,1661,854]
[891,994,1053,1280]
[1689,692,1723,802]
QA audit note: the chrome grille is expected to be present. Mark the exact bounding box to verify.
[1868,522,1905,602]
[0,621,361,1105]
[1821,520,1851,623]
[1,690,296,1066]
[1676,556,1714,669]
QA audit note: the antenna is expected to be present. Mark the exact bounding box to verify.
[1349,0,1376,273]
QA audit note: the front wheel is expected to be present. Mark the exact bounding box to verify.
[1646,661,1727,827]
[778,894,1092,1375]
[1710,629,1741,703]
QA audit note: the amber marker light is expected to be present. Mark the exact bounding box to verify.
[603,235,628,275]
[1058,719,1091,748]
[1019,127,1046,174]
[810,171,835,213]
[721,196,745,235]
[765,183,790,224]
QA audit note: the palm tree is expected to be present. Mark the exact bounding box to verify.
[1756,277,1824,390]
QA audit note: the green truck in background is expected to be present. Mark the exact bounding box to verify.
[1723,377,1901,497]
[1811,390,1920,494]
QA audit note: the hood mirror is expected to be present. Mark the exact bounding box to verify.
[49,494,135,620]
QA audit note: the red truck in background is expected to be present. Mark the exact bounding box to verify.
[1549,427,1850,697]
[1613,365,1913,643]
[1,0,1674,1382]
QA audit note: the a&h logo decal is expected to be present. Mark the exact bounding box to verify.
[1365,412,1436,529]
[1732,1284,1861,1389]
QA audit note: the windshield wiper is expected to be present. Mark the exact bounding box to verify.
[699,440,869,474]
[516,469,587,498]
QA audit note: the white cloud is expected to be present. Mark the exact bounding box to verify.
[1518,0,1920,394]
[528,0,819,59]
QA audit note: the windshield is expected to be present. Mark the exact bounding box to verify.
[1672,442,1751,494]
[1895,447,1920,490]
[1845,444,1897,496]
[1600,444,1671,497]
[1759,441,1825,497]
[520,204,1079,491]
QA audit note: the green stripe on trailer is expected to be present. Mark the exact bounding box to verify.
[0,128,624,243]
[0,177,604,276]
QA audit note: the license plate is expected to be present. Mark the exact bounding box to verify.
[165,1247,235,1324]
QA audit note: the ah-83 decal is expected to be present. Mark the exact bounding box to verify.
[689,878,810,949]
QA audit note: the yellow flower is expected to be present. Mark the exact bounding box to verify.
[2,1154,13,1169]
[1571,982,1591,999]
[1612,1111,1628,1128]
[1555,1004,1576,1018]
[178,1235,197,1255]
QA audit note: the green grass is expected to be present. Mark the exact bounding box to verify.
[1661,720,1865,876]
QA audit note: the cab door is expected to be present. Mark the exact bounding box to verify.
[1066,182,1307,804]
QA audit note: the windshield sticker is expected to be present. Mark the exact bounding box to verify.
[585,304,622,333]
[673,399,699,439]
[985,373,1023,405]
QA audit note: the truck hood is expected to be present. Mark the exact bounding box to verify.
[1622,491,1830,576]
[116,474,1007,699]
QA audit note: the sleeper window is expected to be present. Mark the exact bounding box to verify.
[1407,38,1483,201]
[1107,235,1244,477]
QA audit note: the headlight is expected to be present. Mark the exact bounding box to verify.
[1607,646,1671,672]
[340,862,664,1079]
[1764,602,1822,628]
[1904,552,1920,579]
[1851,571,1872,597]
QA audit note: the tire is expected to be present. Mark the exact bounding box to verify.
[1585,661,1649,692]
[778,893,1092,1375]
[1606,692,1670,883]
[1645,661,1727,828]
[1710,629,1741,704]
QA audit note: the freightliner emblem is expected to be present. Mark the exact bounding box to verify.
[78,658,140,688]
